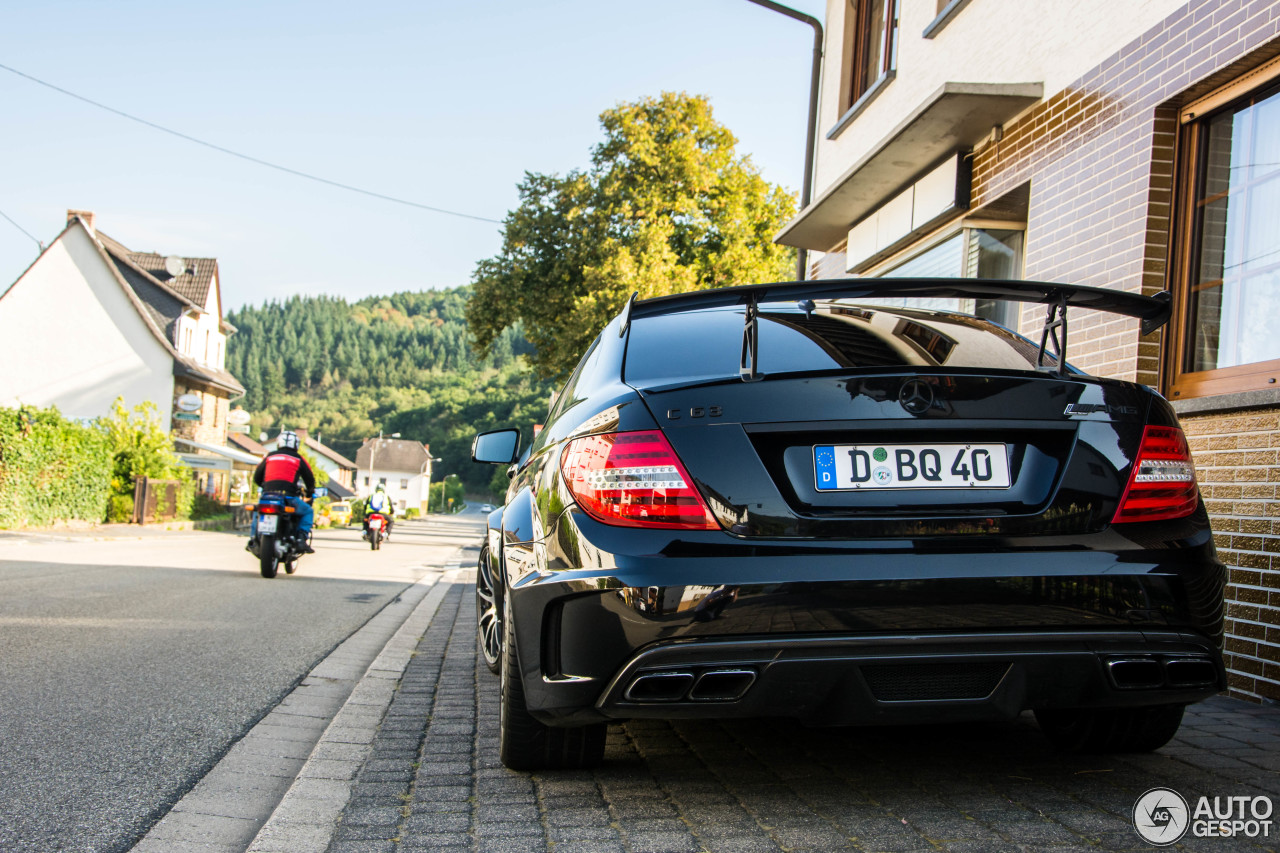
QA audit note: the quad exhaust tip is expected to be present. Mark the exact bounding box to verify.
[1106,656,1218,690]
[624,668,757,703]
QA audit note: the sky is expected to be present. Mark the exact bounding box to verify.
[0,0,826,311]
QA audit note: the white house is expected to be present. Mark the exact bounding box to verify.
[0,210,246,498]
[354,437,435,513]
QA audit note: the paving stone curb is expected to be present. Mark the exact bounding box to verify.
[244,554,474,853]
[129,548,470,853]
[312,567,1280,853]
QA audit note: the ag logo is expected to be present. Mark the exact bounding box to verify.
[1133,787,1189,845]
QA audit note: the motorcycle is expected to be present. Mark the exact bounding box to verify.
[247,492,310,578]
[364,511,388,550]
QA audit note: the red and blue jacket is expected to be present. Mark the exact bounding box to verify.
[253,449,316,497]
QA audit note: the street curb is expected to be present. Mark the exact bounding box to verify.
[129,547,471,853]
[244,559,473,853]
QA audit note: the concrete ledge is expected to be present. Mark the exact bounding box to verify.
[131,551,468,853]
[245,565,470,853]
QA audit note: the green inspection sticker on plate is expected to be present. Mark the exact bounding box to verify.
[814,443,1011,491]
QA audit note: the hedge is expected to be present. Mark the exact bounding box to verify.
[0,406,113,528]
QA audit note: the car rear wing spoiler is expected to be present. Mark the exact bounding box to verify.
[621,278,1173,380]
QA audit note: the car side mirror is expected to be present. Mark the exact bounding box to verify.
[472,429,520,465]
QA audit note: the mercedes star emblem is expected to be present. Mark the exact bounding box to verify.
[899,379,934,415]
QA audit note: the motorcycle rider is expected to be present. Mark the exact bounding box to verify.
[364,483,394,541]
[252,430,316,553]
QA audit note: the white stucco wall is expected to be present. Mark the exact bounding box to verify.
[358,467,429,511]
[814,0,1185,193]
[174,274,226,368]
[0,225,175,428]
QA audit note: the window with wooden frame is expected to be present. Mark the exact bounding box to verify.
[1168,61,1280,400]
[846,0,898,109]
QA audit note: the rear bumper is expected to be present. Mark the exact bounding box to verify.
[501,510,1226,727]
[594,630,1224,726]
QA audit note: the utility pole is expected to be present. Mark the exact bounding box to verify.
[744,0,823,281]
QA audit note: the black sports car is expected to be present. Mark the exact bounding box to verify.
[472,278,1225,771]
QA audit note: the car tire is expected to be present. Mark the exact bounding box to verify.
[498,602,605,771]
[1034,704,1185,753]
[476,545,502,675]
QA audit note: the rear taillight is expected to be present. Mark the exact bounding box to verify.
[560,430,720,530]
[1111,425,1200,523]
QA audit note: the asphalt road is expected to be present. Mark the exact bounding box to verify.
[0,513,483,853]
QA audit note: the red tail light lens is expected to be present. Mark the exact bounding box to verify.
[1111,426,1200,523]
[560,430,720,530]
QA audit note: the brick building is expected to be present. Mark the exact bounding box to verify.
[779,0,1280,701]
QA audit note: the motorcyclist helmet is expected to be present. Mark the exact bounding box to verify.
[278,430,300,450]
[375,483,385,492]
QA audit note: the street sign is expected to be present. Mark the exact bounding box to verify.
[176,393,202,412]
[173,412,201,421]
[228,424,250,433]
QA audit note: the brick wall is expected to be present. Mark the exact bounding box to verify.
[1182,409,1280,703]
[969,0,1280,387]
[964,0,1280,702]
[171,381,230,447]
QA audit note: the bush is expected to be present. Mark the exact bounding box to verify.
[0,405,113,528]
[404,507,420,519]
[99,399,194,521]
[191,492,227,520]
[106,494,134,523]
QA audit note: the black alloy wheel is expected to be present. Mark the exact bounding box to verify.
[259,534,278,579]
[476,545,502,675]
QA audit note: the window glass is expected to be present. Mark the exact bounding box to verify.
[848,0,897,106]
[858,0,887,95]
[541,335,601,434]
[969,230,1024,328]
[625,302,1060,388]
[876,234,966,312]
[873,229,1024,326]
[1186,83,1280,374]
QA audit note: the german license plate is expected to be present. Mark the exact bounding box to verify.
[814,443,1011,491]
[258,514,278,533]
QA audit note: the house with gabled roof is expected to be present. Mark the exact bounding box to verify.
[355,436,435,513]
[0,210,246,498]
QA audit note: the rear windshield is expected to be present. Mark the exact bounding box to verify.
[624,302,1064,388]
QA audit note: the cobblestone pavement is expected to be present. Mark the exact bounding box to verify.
[323,574,1280,853]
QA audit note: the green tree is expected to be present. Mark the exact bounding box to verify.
[99,399,187,496]
[469,91,797,379]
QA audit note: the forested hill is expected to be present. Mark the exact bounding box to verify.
[226,286,554,497]
[227,287,527,409]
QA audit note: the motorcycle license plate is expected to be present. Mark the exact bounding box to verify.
[258,514,278,533]
[370,519,383,530]
[813,443,1011,490]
